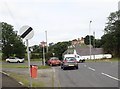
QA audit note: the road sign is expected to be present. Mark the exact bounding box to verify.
[20,25,34,40]
[19,25,34,87]
[40,41,46,66]
[40,41,46,47]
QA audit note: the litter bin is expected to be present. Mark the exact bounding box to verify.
[30,65,38,78]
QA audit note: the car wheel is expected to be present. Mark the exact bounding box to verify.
[63,66,66,70]
[50,63,52,66]
[7,61,10,63]
[61,66,63,69]
[17,61,20,63]
[76,66,78,69]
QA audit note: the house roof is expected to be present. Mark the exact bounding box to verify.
[75,44,103,56]
[76,48,103,56]
[63,44,104,56]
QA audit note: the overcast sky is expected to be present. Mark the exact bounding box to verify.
[0,0,119,46]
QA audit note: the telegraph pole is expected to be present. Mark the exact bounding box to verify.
[40,41,46,66]
[93,31,95,60]
[93,31,95,48]
[89,21,92,60]
[118,1,120,20]
[45,31,48,53]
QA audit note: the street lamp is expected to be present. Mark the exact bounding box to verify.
[89,21,92,59]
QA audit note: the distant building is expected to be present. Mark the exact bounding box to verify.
[72,37,85,46]
[64,42,112,60]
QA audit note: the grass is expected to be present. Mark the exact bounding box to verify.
[29,58,43,61]
[6,71,44,87]
[2,64,28,68]
[38,65,51,69]
[2,64,51,69]
[0,52,2,61]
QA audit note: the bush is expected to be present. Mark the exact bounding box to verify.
[31,53,40,59]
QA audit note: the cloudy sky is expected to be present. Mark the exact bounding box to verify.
[0,0,119,46]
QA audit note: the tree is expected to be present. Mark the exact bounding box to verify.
[84,35,94,46]
[101,11,120,57]
[95,39,102,48]
[48,41,71,60]
[1,22,26,59]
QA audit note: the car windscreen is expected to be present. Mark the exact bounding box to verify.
[65,57,76,61]
[51,57,59,60]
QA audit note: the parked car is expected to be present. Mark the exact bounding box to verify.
[61,57,78,70]
[47,57,61,66]
[6,57,24,63]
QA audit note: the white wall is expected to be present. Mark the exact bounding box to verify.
[81,54,112,60]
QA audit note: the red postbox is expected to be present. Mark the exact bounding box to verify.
[30,65,38,78]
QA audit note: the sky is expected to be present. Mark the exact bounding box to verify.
[0,0,119,46]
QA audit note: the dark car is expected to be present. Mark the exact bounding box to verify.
[47,57,61,66]
[61,57,78,70]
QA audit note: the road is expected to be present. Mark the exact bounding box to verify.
[2,61,120,88]
[53,62,119,88]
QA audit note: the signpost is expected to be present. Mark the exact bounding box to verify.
[20,25,34,87]
[40,41,46,66]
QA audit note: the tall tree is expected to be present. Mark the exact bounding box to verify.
[1,22,26,59]
[101,11,120,57]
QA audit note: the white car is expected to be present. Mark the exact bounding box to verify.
[6,57,24,63]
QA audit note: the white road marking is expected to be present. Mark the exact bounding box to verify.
[88,67,95,71]
[1,71,9,76]
[101,72,120,81]
[19,82,24,85]
[84,65,87,67]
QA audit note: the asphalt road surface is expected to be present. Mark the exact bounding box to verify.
[2,61,120,88]
[54,62,119,88]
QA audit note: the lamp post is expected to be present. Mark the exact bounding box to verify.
[89,21,92,60]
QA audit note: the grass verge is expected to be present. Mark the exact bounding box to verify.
[6,71,44,87]
[38,65,51,69]
[2,64,51,69]
[2,65,28,68]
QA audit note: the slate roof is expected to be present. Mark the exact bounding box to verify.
[75,44,104,56]
[76,48,103,56]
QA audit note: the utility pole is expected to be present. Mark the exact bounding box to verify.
[118,1,120,11]
[89,21,92,60]
[45,31,48,53]
[118,1,120,20]
[93,31,95,48]
[93,31,95,60]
